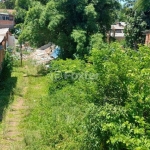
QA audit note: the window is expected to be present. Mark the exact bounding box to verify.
[6,16,9,20]
[115,29,122,33]
[2,16,5,20]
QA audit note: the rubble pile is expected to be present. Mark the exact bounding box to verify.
[28,43,56,64]
[29,47,54,65]
[14,43,57,65]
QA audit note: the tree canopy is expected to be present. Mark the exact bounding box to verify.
[134,0,150,12]
[122,0,150,48]
[0,0,15,9]
[17,0,121,58]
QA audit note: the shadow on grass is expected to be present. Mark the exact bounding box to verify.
[24,74,46,78]
[0,77,17,121]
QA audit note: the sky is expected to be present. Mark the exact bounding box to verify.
[120,1,125,5]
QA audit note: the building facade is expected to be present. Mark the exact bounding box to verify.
[0,12,15,29]
[109,22,126,41]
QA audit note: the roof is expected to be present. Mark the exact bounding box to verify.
[0,28,9,36]
[111,22,126,30]
[119,22,126,26]
[0,12,9,15]
[111,25,124,30]
[0,9,15,15]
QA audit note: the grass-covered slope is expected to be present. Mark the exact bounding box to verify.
[22,43,150,150]
[1,42,150,150]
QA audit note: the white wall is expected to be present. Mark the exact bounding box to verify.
[8,34,15,47]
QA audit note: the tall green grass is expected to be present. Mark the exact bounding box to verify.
[22,67,93,149]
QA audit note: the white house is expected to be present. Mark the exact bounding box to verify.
[110,22,126,41]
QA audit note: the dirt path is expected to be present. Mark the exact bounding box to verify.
[0,66,29,150]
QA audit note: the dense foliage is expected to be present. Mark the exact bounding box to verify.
[23,59,95,149]
[23,42,150,149]
[0,51,13,81]
[84,43,150,149]
[0,2,6,9]
[0,0,15,9]
[124,10,147,49]
[134,0,150,12]
[16,0,121,58]
[123,0,150,48]
[5,0,150,149]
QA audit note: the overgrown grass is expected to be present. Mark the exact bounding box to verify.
[0,56,18,134]
[0,76,16,122]
[0,53,95,149]
[21,43,150,150]
[20,59,94,150]
[2,42,150,149]
[0,60,27,141]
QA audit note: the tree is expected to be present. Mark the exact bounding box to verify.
[84,43,150,150]
[134,0,150,29]
[18,1,50,47]
[0,0,15,9]
[0,2,6,9]
[134,0,150,12]
[18,0,121,59]
[4,0,15,9]
[15,0,32,24]
[124,0,150,48]
[124,9,147,49]
[122,0,136,7]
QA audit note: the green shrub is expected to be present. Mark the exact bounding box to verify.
[23,42,150,149]
[49,59,88,93]
[0,51,13,81]
[84,43,150,150]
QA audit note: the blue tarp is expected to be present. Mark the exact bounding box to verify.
[50,46,60,59]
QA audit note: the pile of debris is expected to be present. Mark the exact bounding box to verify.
[14,43,59,65]
[29,43,56,65]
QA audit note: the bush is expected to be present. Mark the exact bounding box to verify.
[23,42,150,149]
[84,43,150,150]
[46,44,150,149]
[0,51,13,81]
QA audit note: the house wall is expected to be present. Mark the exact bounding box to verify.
[0,14,15,29]
[145,33,150,46]
[0,20,14,29]
[0,37,6,69]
